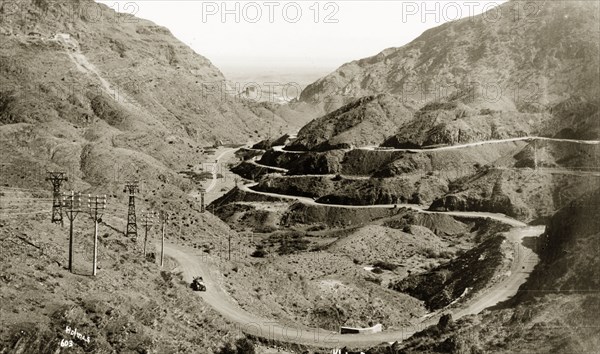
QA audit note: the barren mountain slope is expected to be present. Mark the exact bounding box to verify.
[0,0,310,197]
[288,94,415,151]
[293,0,599,150]
[0,198,256,353]
[301,0,599,112]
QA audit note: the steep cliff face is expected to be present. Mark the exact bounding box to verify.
[533,188,600,290]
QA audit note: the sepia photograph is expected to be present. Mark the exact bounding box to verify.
[0,0,598,353]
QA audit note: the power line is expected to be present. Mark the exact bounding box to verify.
[0,210,52,217]
[0,186,52,193]
[0,198,54,201]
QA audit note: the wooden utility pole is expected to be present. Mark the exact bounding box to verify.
[88,195,106,276]
[141,210,155,258]
[228,233,232,261]
[199,187,206,213]
[46,172,68,226]
[62,191,82,273]
[533,140,538,170]
[159,211,168,267]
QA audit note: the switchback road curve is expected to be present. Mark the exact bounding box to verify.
[161,138,554,349]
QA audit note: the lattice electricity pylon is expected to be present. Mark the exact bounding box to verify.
[123,181,139,239]
[46,171,68,226]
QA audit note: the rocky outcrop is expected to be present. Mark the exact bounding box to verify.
[230,161,284,180]
[287,94,415,152]
[532,188,600,291]
[389,236,507,310]
[209,186,286,209]
[429,192,526,219]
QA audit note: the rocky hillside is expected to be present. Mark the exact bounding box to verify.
[0,0,309,197]
[0,1,304,352]
[368,189,600,354]
[0,194,257,353]
[294,0,599,149]
[301,0,599,111]
[287,94,415,151]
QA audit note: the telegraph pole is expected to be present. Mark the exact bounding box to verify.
[46,172,68,226]
[228,233,232,261]
[62,191,82,273]
[141,210,154,258]
[88,195,106,276]
[199,187,206,213]
[533,139,538,170]
[123,181,139,239]
[159,211,168,267]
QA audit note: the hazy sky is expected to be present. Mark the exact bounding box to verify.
[98,1,506,76]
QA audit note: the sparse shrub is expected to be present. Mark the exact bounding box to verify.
[423,247,440,258]
[278,233,309,255]
[307,224,326,232]
[365,276,382,285]
[159,270,174,288]
[255,225,277,233]
[373,260,398,271]
[89,94,127,126]
[438,250,455,259]
[250,245,266,258]
[437,313,453,330]
[216,338,256,354]
[0,90,19,124]
[371,267,384,274]
[424,262,437,271]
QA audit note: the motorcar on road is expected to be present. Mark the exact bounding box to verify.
[191,276,206,291]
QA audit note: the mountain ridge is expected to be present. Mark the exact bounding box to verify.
[300,0,600,114]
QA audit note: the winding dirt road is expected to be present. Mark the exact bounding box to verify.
[273,136,600,154]
[205,148,239,193]
[164,221,542,348]
[239,182,526,227]
[159,140,550,349]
